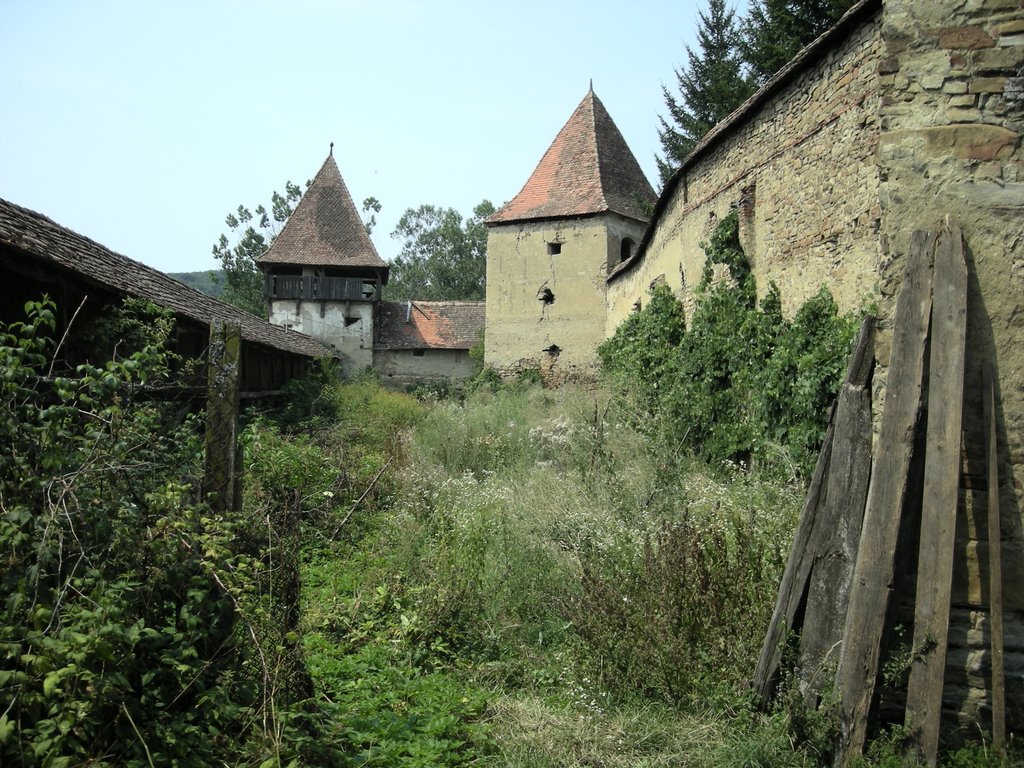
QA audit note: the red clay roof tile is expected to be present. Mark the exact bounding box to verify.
[375,301,485,350]
[487,89,656,225]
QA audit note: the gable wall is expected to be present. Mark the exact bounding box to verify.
[607,14,884,335]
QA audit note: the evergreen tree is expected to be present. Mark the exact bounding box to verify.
[657,0,754,185]
[741,0,855,85]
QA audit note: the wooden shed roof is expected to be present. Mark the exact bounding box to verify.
[0,197,334,359]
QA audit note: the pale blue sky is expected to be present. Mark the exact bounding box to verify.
[1,1,732,273]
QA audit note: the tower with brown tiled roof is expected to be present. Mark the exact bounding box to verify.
[258,151,389,374]
[484,88,655,380]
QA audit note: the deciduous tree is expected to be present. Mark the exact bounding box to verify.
[211,182,304,318]
[387,200,495,301]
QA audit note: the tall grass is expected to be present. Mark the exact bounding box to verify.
[288,379,1012,766]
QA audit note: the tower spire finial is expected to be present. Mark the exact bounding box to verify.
[329,141,334,157]
[589,78,593,93]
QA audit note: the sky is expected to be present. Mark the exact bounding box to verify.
[1,1,732,274]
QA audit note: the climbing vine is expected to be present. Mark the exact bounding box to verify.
[598,210,858,479]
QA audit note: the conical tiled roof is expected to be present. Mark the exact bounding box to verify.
[487,89,655,226]
[257,153,386,270]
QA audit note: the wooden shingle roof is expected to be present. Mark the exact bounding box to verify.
[487,89,656,226]
[0,197,333,359]
[257,153,387,272]
[375,301,485,351]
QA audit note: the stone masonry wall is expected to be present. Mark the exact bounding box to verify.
[607,14,884,336]
[878,0,1024,731]
[373,348,477,390]
[487,214,646,382]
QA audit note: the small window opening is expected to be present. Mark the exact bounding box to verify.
[547,242,562,255]
[538,287,555,305]
[620,238,635,264]
[344,316,361,327]
[361,281,376,299]
[542,344,561,357]
[412,349,426,357]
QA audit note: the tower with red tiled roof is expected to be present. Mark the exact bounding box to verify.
[258,151,389,374]
[484,88,655,380]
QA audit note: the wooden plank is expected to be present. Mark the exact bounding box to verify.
[904,218,968,765]
[984,362,1005,752]
[798,320,875,703]
[835,230,935,766]
[751,316,875,707]
[204,319,242,512]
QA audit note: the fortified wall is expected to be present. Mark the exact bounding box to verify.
[876,0,1024,728]
[606,0,1024,734]
[606,4,884,329]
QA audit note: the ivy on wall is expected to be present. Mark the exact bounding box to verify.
[598,210,858,479]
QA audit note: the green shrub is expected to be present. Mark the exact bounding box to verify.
[0,299,264,766]
[599,211,858,479]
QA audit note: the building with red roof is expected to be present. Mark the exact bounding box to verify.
[484,87,655,381]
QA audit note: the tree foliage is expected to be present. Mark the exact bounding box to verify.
[742,0,855,85]
[212,181,304,318]
[656,0,754,185]
[386,201,495,302]
[657,0,856,184]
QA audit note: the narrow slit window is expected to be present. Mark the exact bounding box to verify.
[547,242,562,255]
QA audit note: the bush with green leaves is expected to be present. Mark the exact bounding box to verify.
[0,298,337,766]
[599,210,859,478]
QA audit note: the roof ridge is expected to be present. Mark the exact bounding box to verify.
[588,90,610,212]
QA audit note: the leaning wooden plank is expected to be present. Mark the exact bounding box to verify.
[904,218,967,766]
[835,230,935,767]
[799,319,875,704]
[984,362,1005,752]
[752,409,834,707]
[752,316,875,707]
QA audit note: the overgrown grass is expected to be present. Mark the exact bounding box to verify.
[284,377,1017,767]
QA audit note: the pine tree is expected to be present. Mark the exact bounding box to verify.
[657,0,754,185]
[741,0,855,85]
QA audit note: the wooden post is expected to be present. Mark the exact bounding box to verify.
[835,230,935,766]
[752,409,835,706]
[204,320,242,512]
[905,218,968,765]
[983,363,1005,753]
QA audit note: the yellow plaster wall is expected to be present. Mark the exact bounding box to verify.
[486,214,646,380]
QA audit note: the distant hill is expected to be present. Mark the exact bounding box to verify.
[168,270,224,298]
